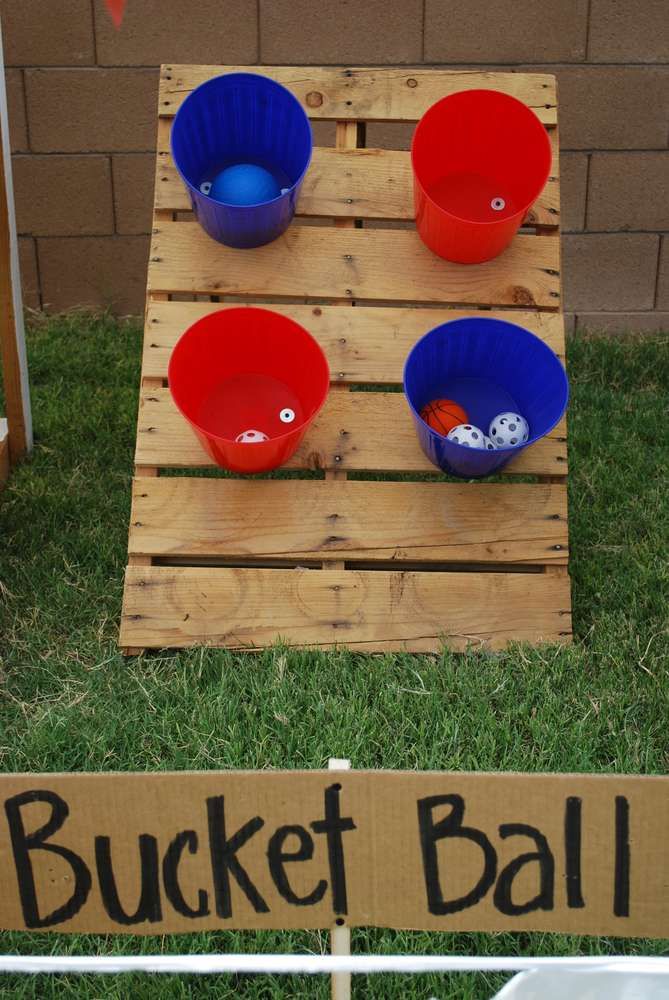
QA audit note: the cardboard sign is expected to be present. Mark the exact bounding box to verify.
[0,771,668,937]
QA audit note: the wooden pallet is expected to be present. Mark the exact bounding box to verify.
[120,66,571,654]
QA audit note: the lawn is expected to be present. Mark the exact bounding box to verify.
[0,313,668,998]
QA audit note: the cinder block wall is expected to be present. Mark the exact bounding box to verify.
[2,0,668,330]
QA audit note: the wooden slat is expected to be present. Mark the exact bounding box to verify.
[159,66,558,125]
[149,222,560,308]
[156,111,558,159]
[129,477,568,565]
[135,388,568,476]
[137,211,178,488]
[326,120,359,567]
[156,113,559,161]
[120,564,572,651]
[143,301,565,380]
[155,144,560,228]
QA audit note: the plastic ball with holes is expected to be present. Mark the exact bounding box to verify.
[279,408,295,424]
[235,429,269,444]
[446,424,486,449]
[489,412,530,448]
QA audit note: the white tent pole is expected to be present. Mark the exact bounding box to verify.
[0,954,668,976]
[0,12,32,458]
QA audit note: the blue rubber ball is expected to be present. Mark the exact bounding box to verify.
[209,164,281,206]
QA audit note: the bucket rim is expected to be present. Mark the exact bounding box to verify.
[402,315,569,455]
[170,71,314,210]
[168,305,330,448]
[410,88,552,229]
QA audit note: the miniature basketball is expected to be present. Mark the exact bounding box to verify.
[420,398,468,436]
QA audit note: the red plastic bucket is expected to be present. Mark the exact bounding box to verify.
[412,89,552,264]
[168,307,330,474]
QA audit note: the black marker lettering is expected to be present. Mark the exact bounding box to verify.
[493,823,554,916]
[614,796,630,918]
[95,834,162,925]
[564,797,584,909]
[206,796,268,918]
[163,830,209,919]
[417,794,496,915]
[311,784,356,915]
[267,825,327,906]
[4,790,92,929]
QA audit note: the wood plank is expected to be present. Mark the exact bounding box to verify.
[129,477,568,565]
[149,222,560,308]
[143,301,565,380]
[156,114,559,163]
[326,120,359,564]
[155,145,560,229]
[157,110,557,156]
[120,564,572,651]
[159,66,557,125]
[135,388,568,476]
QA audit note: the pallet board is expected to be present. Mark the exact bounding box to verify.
[135,388,568,475]
[149,223,561,307]
[142,302,566,380]
[120,64,571,653]
[155,143,561,226]
[159,67,558,123]
[122,566,571,653]
[129,478,568,565]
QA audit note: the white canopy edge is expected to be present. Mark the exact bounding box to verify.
[0,14,32,451]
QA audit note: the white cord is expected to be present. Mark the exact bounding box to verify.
[0,954,668,976]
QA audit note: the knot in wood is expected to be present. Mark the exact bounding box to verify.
[306,91,323,108]
[512,286,535,306]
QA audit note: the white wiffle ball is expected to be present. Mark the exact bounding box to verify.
[489,412,529,448]
[482,435,496,451]
[235,428,269,444]
[446,423,486,449]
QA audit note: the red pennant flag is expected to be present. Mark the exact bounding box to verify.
[104,0,128,29]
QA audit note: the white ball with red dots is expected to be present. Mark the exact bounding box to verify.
[489,412,530,448]
[446,423,486,449]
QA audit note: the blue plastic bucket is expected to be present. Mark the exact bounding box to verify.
[403,317,569,478]
[171,72,313,249]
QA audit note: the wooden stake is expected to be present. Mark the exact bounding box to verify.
[328,757,351,1000]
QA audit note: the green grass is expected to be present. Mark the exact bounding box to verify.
[0,313,668,998]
